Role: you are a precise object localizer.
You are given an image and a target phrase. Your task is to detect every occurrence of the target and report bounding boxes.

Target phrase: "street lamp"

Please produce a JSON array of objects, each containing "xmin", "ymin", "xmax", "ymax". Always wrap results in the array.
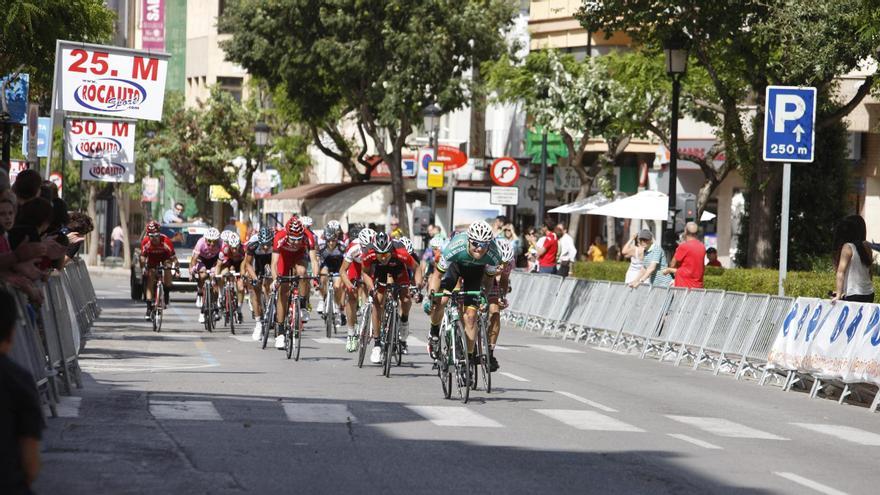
[
  {"xmin": 662, "ymin": 34, "xmax": 689, "ymax": 253},
  {"xmin": 254, "ymin": 121, "xmax": 270, "ymax": 224},
  {"xmin": 421, "ymin": 103, "xmax": 442, "ymax": 224}
]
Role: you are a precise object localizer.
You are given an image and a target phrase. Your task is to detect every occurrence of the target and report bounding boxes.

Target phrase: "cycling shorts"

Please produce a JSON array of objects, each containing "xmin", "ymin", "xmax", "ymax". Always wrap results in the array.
[
  {"xmin": 193, "ymin": 256, "xmax": 218, "ymax": 273},
  {"xmin": 373, "ymin": 264, "xmax": 411, "ymax": 288},
  {"xmin": 347, "ymin": 262, "xmax": 363, "ymax": 283},
  {"xmin": 321, "ymin": 258, "xmax": 344, "ymax": 274},
  {"xmin": 277, "ymin": 253, "xmax": 307, "ymax": 279},
  {"xmin": 440, "ymin": 263, "xmax": 485, "ymax": 307},
  {"xmin": 252, "ymin": 255, "xmax": 272, "ymax": 277}
]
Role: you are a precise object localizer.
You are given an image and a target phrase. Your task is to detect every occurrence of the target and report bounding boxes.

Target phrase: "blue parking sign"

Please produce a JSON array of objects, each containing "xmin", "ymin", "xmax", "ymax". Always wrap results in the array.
[{"xmin": 763, "ymin": 86, "xmax": 816, "ymax": 163}]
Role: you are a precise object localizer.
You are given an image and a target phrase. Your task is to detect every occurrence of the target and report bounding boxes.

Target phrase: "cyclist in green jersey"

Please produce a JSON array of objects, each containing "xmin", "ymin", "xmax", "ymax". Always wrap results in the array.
[{"xmin": 427, "ymin": 220, "xmax": 501, "ymax": 359}]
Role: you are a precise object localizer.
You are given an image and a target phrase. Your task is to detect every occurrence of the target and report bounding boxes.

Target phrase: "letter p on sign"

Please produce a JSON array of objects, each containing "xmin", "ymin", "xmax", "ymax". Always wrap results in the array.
[{"xmin": 763, "ymin": 86, "xmax": 816, "ymax": 163}]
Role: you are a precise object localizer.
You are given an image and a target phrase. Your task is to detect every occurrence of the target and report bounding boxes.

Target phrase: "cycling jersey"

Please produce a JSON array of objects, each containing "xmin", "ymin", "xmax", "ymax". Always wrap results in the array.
[
  {"xmin": 140, "ymin": 235, "xmax": 175, "ymax": 267},
  {"xmin": 246, "ymin": 234, "xmax": 273, "ymax": 276},
  {"xmin": 488, "ymin": 262, "xmax": 514, "ymax": 299},
  {"xmin": 343, "ymin": 240, "xmax": 365, "ymax": 281},
  {"xmin": 219, "ymin": 243, "xmax": 245, "ymax": 269},
  {"xmin": 273, "ymin": 229, "xmax": 316, "ymax": 276},
  {"xmin": 437, "ymin": 232, "xmax": 501, "ymax": 275},
  {"xmin": 318, "ymin": 242, "xmax": 346, "ymax": 273},
  {"xmin": 362, "ymin": 244, "xmax": 416, "ymax": 286},
  {"xmin": 193, "ymin": 237, "xmax": 222, "ymax": 260}
]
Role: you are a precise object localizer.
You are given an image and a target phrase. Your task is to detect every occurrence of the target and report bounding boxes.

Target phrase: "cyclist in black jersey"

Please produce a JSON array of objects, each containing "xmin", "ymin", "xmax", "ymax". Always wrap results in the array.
[
  {"xmin": 245, "ymin": 227, "xmax": 274, "ymax": 341},
  {"xmin": 316, "ymin": 222, "xmax": 347, "ymax": 323}
]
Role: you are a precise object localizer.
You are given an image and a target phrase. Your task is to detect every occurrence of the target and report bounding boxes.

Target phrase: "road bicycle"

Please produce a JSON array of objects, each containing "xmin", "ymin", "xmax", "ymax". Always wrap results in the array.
[
  {"xmin": 261, "ymin": 274, "xmax": 278, "ymax": 350},
  {"xmin": 147, "ymin": 264, "xmax": 174, "ymax": 333},
  {"xmin": 374, "ymin": 282, "xmax": 409, "ymax": 377},
  {"xmin": 277, "ymin": 274, "xmax": 319, "ymax": 360},
  {"xmin": 321, "ymin": 272, "xmax": 341, "ymax": 338},
  {"xmin": 431, "ymin": 290, "xmax": 487, "ymax": 404},
  {"xmin": 219, "ymin": 270, "xmax": 242, "ymax": 335},
  {"xmin": 472, "ymin": 293, "xmax": 492, "ymax": 393},
  {"xmin": 200, "ymin": 272, "xmax": 219, "ymax": 333}
]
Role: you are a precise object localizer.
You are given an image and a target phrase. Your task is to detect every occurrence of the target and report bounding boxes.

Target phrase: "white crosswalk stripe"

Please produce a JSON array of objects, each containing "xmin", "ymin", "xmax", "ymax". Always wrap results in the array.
[
  {"xmin": 667, "ymin": 433, "xmax": 723, "ymax": 450},
  {"xmin": 407, "ymin": 406, "xmax": 504, "ymax": 428},
  {"xmin": 498, "ymin": 372, "xmax": 530, "ymax": 382},
  {"xmin": 312, "ymin": 338, "xmax": 346, "ymax": 344},
  {"xmin": 283, "ymin": 403, "xmax": 357, "ymax": 423},
  {"xmin": 791, "ymin": 423, "xmax": 880, "ymax": 446},
  {"xmin": 149, "ymin": 400, "xmax": 222, "ymax": 421},
  {"xmin": 528, "ymin": 344, "xmax": 584, "ymax": 354},
  {"xmin": 666, "ymin": 416, "xmax": 787, "ymax": 440},
  {"xmin": 534, "ymin": 409, "xmax": 644, "ymax": 432},
  {"xmin": 774, "ymin": 472, "xmax": 850, "ymax": 495},
  {"xmin": 554, "ymin": 391, "xmax": 617, "ymax": 412}
]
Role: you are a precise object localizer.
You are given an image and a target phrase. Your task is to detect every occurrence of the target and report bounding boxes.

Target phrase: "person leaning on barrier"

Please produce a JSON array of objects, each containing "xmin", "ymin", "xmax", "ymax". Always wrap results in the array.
[
  {"xmin": 0, "ymin": 286, "xmax": 46, "ymax": 494},
  {"xmin": 628, "ymin": 229, "xmax": 672, "ymax": 288},
  {"xmin": 831, "ymin": 215, "xmax": 875, "ymax": 304}
]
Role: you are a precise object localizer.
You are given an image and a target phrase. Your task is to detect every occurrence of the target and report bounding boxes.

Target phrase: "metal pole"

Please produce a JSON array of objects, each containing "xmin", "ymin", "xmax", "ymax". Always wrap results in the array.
[
  {"xmin": 778, "ymin": 162, "xmax": 791, "ymax": 296},
  {"xmin": 429, "ymin": 127, "xmax": 439, "ymax": 226},
  {"xmin": 664, "ymin": 74, "xmax": 681, "ymax": 251},
  {"xmin": 537, "ymin": 130, "xmax": 548, "ymax": 228}
]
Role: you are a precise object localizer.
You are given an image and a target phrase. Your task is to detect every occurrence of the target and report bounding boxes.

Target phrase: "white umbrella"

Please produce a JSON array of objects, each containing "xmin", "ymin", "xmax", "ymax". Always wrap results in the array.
[
  {"xmin": 588, "ymin": 190, "xmax": 669, "ymax": 221},
  {"xmin": 700, "ymin": 210, "xmax": 716, "ymax": 222},
  {"xmin": 548, "ymin": 192, "xmax": 625, "ymax": 214}
]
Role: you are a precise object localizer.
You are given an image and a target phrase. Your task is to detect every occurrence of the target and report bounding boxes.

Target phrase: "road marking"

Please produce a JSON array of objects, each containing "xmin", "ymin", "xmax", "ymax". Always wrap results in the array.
[
  {"xmin": 283, "ymin": 403, "xmax": 357, "ymax": 423},
  {"xmin": 493, "ymin": 345, "xmax": 511, "ymax": 351},
  {"xmin": 194, "ymin": 340, "xmax": 219, "ymax": 366},
  {"xmin": 534, "ymin": 409, "xmax": 643, "ymax": 432},
  {"xmin": 407, "ymin": 406, "xmax": 503, "ymax": 428},
  {"xmin": 773, "ymin": 472, "xmax": 850, "ymax": 495},
  {"xmin": 150, "ymin": 400, "xmax": 222, "ymax": 421},
  {"xmin": 666, "ymin": 416, "xmax": 787, "ymax": 440},
  {"xmin": 498, "ymin": 372, "xmax": 530, "ymax": 382},
  {"xmin": 528, "ymin": 344, "xmax": 584, "ymax": 354},
  {"xmin": 407, "ymin": 336, "xmax": 426, "ymax": 347},
  {"xmin": 312, "ymin": 338, "xmax": 346, "ymax": 345},
  {"xmin": 791, "ymin": 423, "xmax": 880, "ymax": 446},
  {"xmin": 554, "ymin": 391, "xmax": 617, "ymax": 412},
  {"xmin": 667, "ymin": 433, "xmax": 723, "ymax": 450},
  {"xmin": 54, "ymin": 396, "xmax": 82, "ymax": 418},
  {"xmin": 230, "ymin": 335, "xmax": 253, "ymax": 343}
]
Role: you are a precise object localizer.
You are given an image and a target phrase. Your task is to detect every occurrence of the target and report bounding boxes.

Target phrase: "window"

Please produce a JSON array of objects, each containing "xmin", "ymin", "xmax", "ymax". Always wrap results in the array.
[{"xmin": 217, "ymin": 76, "xmax": 243, "ymax": 102}]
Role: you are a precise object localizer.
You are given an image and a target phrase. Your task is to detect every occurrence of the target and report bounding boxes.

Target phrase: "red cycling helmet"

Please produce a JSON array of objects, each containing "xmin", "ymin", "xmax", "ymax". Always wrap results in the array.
[
  {"xmin": 146, "ymin": 220, "xmax": 161, "ymax": 236},
  {"xmin": 285, "ymin": 216, "xmax": 304, "ymax": 239}
]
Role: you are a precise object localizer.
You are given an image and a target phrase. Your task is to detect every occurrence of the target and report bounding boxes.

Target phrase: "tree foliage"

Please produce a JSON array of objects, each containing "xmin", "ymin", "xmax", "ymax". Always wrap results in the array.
[{"xmin": 220, "ymin": 0, "xmax": 518, "ymax": 233}]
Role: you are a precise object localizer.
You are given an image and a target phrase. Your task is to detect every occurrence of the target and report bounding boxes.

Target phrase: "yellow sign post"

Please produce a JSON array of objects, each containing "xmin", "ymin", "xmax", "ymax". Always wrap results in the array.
[{"xmin": 427, "ymin": 161, "xmax": 444, "ymax": 189}]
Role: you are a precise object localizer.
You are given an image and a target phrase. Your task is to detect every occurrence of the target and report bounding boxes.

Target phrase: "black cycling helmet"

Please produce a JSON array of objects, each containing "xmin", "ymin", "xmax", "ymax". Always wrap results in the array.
[
  {"xmin": 258, "ymin": 226, "xmax": 273, "ymax": 245},
  {"xmin": 373, "ymin": 231, "xmax": 392, "ymax": 254}
]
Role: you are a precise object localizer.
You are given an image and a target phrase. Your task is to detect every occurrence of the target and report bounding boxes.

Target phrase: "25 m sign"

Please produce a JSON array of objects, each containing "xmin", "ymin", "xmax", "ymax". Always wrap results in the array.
[{"xmin": 59, "ymin": 42, "xmax": 169, "ymax": 121}]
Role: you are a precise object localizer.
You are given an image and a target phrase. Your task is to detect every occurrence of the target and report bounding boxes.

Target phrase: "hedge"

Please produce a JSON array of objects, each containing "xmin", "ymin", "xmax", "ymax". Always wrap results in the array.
[{"xmin": 571, "ymin": 261, "xmax": 880, "ymax": 299}]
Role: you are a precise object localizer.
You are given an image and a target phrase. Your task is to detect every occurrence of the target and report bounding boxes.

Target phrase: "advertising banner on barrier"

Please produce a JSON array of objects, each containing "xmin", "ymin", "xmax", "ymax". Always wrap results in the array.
[
  {"xmin": 65, "ymin": 118, "xmax": 135, "ymax": 161},
  {"xmin": 767, "ymin": 297, "xmax": 880, "ymax": 386}
]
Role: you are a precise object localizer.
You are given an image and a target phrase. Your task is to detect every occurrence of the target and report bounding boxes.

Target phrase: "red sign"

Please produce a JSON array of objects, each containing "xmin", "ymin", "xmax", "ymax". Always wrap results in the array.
[
  {"xmin": 437, "ymin": 145, "xmax": 467, "ymax": 171},
  {"xmin": 490, "ymin": 157, "xmax": 520, "ymax": 187},
  {"xmin": 142, "ymin": 0, "xmax": 165, "ymax": 50}
]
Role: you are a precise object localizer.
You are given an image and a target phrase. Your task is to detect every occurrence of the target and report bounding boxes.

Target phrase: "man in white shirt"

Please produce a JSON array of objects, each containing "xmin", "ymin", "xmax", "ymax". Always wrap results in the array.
[{"xmin": 555, "ymin": 223, "xmax": 577, "ymax": 278}]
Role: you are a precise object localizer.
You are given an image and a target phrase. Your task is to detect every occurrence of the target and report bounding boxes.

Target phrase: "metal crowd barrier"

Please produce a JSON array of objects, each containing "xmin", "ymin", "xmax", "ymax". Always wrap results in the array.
[
  {"xmin": 6, "ymin": 258, "xmax": 100, "ymax": 417},
  {"xmin": 499, "ymin": 271, "xmax": 880, "ymax": 413}
]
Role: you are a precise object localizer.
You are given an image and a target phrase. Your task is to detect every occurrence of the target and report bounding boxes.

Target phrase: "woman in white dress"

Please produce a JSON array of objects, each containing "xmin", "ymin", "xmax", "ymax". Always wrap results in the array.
[{"xmin": 621, "ymin": 232, "xmax": 645, "ymax": 285}]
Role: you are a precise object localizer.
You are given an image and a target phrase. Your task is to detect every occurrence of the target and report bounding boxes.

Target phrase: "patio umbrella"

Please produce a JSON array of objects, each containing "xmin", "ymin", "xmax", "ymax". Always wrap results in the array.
[
  {"xmin": 587, "ymin": 190, "xmax": 669, "ymax": 221},
  {"xmin": 700, "ymin": 210, "xmax": 716, "ymax": 222},
  {"xmin": 548, "ymin": 192, "xmax": 626, "ymax": 214}
]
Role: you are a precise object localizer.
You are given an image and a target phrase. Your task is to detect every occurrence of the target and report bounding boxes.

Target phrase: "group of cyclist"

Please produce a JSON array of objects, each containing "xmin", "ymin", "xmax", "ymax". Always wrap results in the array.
[{"xmin": 137, "ymin": 214, "xmax": 515, "ymax": 371}]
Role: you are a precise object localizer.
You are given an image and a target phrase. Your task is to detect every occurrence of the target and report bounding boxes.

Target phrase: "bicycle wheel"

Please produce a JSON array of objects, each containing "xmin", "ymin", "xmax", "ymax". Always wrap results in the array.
[
  {"xmin": 155, "ymin": 283, "xmax": 164, "ymax": 333},
  {"xmin": 229, "ymin": 287, "xmax": 237, "ymax": 335},
  {"xmin": 325, "ymin": 290, "xmax": 333, "ymax": 338},
  {"xmin": 262, "ymin": 293, "xmax": 275, "ymax": 349},
  {"xmin": 203, "ymin": 285, "xmax": 214, "ymax": 333},
  {"xmin": 480, "ymin": 317, "xmax": 491, "ymax": 393},
  {"xmin": 357, "ymin": 305, "xmax": 371, "ymax": 368},
  {"xmin": 383, "ymin": 312, "xmax": 397, "ymax": 378},
  {"xmin": 293, "ymin": 297, "xmax": 303, "ymax": 361},
  {"xmin": 439, "ymin": 323, "xmax": 452, "ymax": 399},
  {"xmin": 454, "ymin": 322, "xmax": 470, "ymax": 404}
]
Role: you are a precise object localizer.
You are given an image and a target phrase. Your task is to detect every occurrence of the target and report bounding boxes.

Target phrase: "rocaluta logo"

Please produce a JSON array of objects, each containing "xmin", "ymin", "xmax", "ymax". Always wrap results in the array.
[
  {"xmin": 89, "ymin": 163, "xmax": 128, "ymax": 179},
  {"xmin": 75, "ymin": 137, "xmax": 123, "ymax": 159},
  {"xmin": 73, "ymin": 78, "xmax": 146, "ymax": 112}
]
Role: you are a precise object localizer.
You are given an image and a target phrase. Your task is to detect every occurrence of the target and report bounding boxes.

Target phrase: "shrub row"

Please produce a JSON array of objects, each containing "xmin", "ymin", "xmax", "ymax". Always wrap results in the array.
[{"xmin": 571, "ymin": 261, "xmax": 880, "ymax": 299}]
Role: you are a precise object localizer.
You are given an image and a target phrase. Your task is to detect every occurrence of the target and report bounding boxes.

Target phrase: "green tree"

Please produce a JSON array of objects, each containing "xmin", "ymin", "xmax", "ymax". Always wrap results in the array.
[
  {"xmin": 580, "ymin": 0, "xmax": 880, "ymax": 267},
  {"xmin": 219, "ymin": 0, "xmax": 518, "ymax": 234}
]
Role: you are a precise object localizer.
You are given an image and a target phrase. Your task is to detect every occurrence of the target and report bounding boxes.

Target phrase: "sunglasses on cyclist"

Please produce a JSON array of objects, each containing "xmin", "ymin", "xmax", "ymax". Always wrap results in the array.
[
  {"xmin": 205, "ymin": 239, "xmax": 217, "ymax": 244},
  {"xmin": 470, "ymin": 240, "xmax": 490, "ymax": 250},
  {"xmin": 148, "ymin": 233, "xmax": 160, "ymax": 239}
]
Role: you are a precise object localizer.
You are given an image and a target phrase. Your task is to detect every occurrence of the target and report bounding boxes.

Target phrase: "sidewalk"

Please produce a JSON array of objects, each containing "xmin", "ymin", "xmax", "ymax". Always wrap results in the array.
[{"xmin": 85, "ymin": 264, "xmax": 129, "ymax": 278}]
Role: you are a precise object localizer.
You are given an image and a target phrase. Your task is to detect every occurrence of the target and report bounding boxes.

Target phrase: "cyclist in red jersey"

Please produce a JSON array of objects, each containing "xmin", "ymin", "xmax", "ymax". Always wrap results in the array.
[
  {"xmin": 270, "ymin": 216, "xmax": 319, "ymax": 349},
  {"xmin": 139, "ymin": 221, "xmax": 179, "ymax": 320},
  {"xmin": 218, "ymin": 232, "xmax": 246, "ymax": 324},
  {"xmin": 339, "ymin": 227, "xmax": 375, "ymax": 352},
  {"xmin": 361, "ymin": 232, "xmax": 421, "ymax": 363}
]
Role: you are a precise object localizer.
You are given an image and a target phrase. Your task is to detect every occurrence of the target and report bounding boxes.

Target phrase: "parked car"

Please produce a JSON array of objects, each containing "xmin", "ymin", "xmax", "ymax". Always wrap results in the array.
[{"xmin": 130, "ymin": 223, "xmax": 208, "ymax": 300}]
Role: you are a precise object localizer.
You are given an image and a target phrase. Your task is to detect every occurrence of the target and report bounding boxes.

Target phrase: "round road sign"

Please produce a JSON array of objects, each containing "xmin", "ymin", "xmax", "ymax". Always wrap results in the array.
[{"xmin": 490, "ymin": 157, "xmax": 520, "ymax": 187}]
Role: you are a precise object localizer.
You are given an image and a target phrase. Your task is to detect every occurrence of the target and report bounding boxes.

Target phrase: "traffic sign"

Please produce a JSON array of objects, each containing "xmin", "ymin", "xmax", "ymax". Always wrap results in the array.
[
  {"xmin": 490, "ymin": 186, "xmax": 518, "ymax": 206},
  {"xmin": 437, "ymin": 145, "xmax": 468, "ymax": 170},
  {"xmin": 763, "ymin": 86, "xmax": 816, "ymax": 163},
  {"xmin": 490, "ymin": 157, "xmax": 520, "ymax": 187},
  {"xmin": 427, "ymin": 161, "xmax": 444, "ymax": 189}
]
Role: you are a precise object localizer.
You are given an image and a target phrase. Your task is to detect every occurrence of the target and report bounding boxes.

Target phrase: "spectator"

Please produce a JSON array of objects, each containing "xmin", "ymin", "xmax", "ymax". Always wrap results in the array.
[
  {"xmin": 587, "ymin": 236, "xmax": 607, "ymax": 262},
  {"xmin": 706, "ymin": 247, "xmax": 722, "ymax": 267},
  {"xmin": 501, "ymin": 222, "xmax": 521, "ymax": 259},
  {"xmin": 162, "ymin": 202, "xmax": 186, "ymax": 224},
  {"xmin": 629, "ymin": 229, "xmax": 672, "ymax": 288},
  {"xmin": 389, "ymin": 216, "xmax": 404, "ymax": 239},
  {"xmin": 66, "ymin": 212, "xmax": 94, "ymax": 260},
  {"xmin": 555, "ymin": 223, "xmax": 577, "ymax": 278},
  {"xmin": 426, "ymin": 223, "xmax": 440, "ymax": 239},
  {"xmin": 111, "ymin": 224, "xmax": 124, "ymax": 258},
  {"xmin": 0, "ymin": 287, "xmax": 46, "ymax": 494},
  {"xmin": 11, "ymin": 169, "xmax": 41, "ymax": 204},
  {"xmin": 223, "ymin": 216, "xmax": 237, "ymax": 233},
  {"xmin": 663, "ymin": 222, "xmax": 705, "ymax": 288},
  {"xmin": 831, "ymin": 215, "xmax": 875, "ymax": 303},
  {"xmin": 621, "ymin": 232, "xmax": 646, "ymax": 285},
  {"xmin": 524, "ymin": 227, "xmax": 538, "ymax": 272},
  {"xmin": 492, "ymin": 215, "xmax": 509, "ymax": 237},
  {"xmin": 535, "ymin": 220, "xmax": 558, "ymax": 274}
]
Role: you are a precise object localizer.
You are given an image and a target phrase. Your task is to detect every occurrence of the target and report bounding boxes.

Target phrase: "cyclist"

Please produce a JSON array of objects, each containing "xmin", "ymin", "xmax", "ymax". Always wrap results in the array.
[
  {"xmin": 486, "ymin": 238, "xmax": 515, "ymax": 371},
  {"xmin": 139, "ymin": 221, "xmax": 179, "ymax": 320},
  {"xmin": 339, "ymin": 227, "xmax": 375, "ymax": 352},
  {"xmin": 245, "ymin": 227, "xmax": 274, "ymax": 340},
  {"xmin": 217, "ymin": 232, "xmax": 246, "ymax": 324},
  {"xmin": 361, "ymin": 232, "xmax": 421, "ymax": 364},
  {"xmin": 190, "ymin": 227, "xmax": 223, "ymax": 324},
  {"xmin": 271, "ymin": 216, "xmax": 319, "ymax": 349},
  {"xmin": 316, "ymin": 222, "xmax": 347, "ymax": 321},
  {"xmin": 420, "ymin": 235, "xmax": 446, "ymax": 282},
  {"xmin": 427, "ymin": 220, "xmax": 501, "ymax": 360}
]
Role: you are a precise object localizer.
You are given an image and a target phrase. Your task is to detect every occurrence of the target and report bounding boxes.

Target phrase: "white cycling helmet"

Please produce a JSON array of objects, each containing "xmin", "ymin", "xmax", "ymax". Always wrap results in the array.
[
  {"xmin": 496, "ymin": 238, "xmax": 514, "ymax": 263},
  {"xmin": 399, "ymin": 236, "xmax": 413, "ymax": 254},
  {"xmin": 326, "ymin": 220, "xmax": 341, "ymax": 231},
  {"xmin": 467, "ymin": 220, "xmax": 494, "ymax": 243},
  {"xmin": 205, "ymin": 228, "xmax": 221, "ymax": 241},
  {"xmin": 429, "ymin": 236, "xmax": 445, "ymax": 250},
  {"xmin": 301, "ymin": 216, "xmax": 313, "ymax": 227},
  {"xmin": 227, "ymin": 232, "xmax": 241, "ymax": 248},
  {"xmin": 220, "ymin": 230, "xmax": 232, "ymax": 243},
  {"xmin": 358, "ymin": 227, "xmax": 376, "ymax": 246}
]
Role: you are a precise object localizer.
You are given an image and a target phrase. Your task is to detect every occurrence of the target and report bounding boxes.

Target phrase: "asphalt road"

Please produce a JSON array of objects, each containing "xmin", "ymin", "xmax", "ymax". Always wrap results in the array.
[{"xmin": 34, "ymin": 274, "xmax": 880, "ymax": 494}]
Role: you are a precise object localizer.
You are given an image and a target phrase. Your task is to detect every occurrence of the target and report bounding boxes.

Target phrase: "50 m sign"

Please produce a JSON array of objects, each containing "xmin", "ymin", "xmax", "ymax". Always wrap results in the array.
[{"xmin": 59, "ymin": 43, "xmax": 169, "ymax": 120}]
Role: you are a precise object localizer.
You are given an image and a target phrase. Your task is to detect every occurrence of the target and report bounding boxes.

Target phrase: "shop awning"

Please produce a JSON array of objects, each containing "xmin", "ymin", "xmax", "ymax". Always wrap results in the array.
[
  {"xmin": 306, "ymin": 183, "xmax": 392, "ymax": 228},
  {"xmin": 263, "ymin": 183, "xmax": 350, "ymax": 214}
]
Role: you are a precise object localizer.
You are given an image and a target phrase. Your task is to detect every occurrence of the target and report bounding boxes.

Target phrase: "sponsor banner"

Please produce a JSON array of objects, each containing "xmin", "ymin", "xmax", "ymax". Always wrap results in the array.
[
  {"xmin": 80, "ymin": 159, "xmax": 135, "ymax": 183},
  {"xmin": 142, "ymin": 177, "xmax": 159, "ymax": 202},
  {"xmin": 252, "ymin": 171, "xmax": 272, "ymax": 200},
  {"xmin": 141, "ymin": 0, "xmax": 166, "ymax": 50},
  {"xmin": 65, "ymin": 118, "xmax": 135, "ymax": 161},
  {"xmin": 767, "ymin": 297, "xmax": 880, "ymax": 386},
  {"xmin": 59, "ymin": 42, "xmax": 169, "ymax": 120},
  {"xmin": 0, "ymin": 73, "xmax": 28, "ymax": 123}
]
